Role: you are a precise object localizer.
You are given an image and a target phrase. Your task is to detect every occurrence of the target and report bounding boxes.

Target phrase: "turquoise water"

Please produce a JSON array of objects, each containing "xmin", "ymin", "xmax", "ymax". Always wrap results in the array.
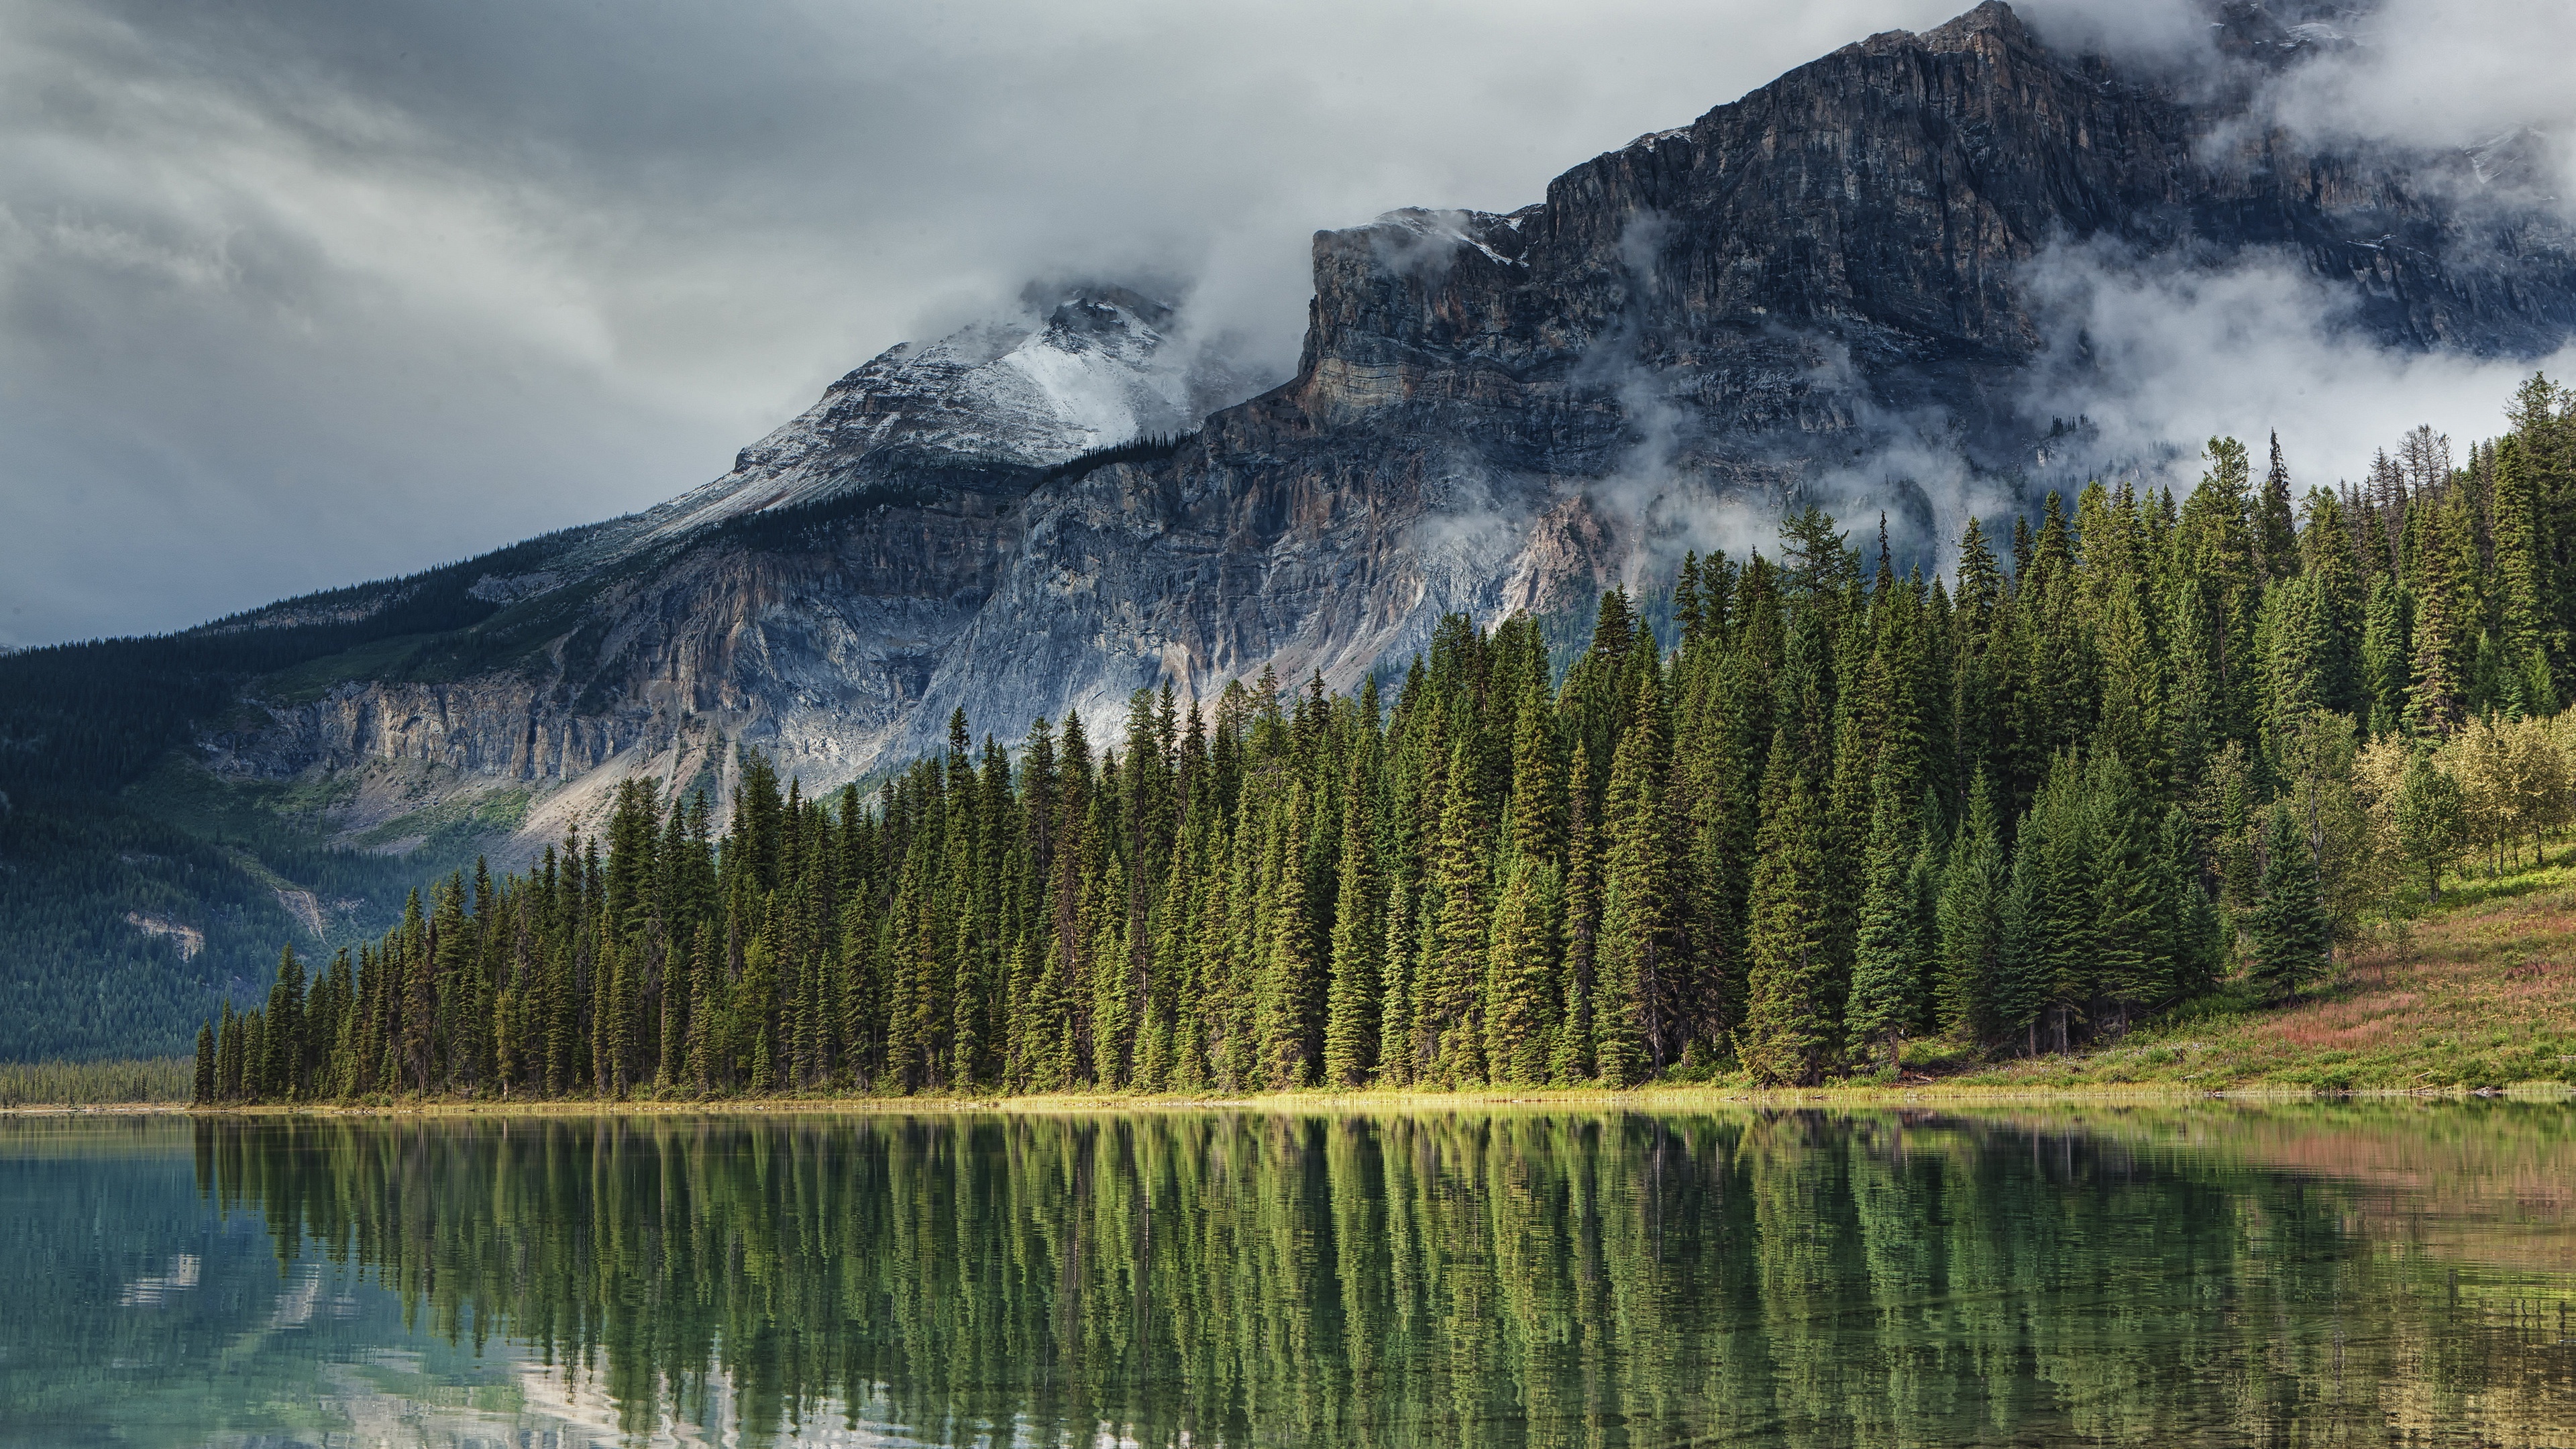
[{"xmin": 3, "ymin": 1104, "xmax": 2572, "ymax": 1446}]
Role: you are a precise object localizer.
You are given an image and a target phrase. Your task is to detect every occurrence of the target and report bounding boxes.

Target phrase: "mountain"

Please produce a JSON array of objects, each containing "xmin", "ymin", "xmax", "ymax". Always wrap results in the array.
[
  {"xmin": 7, "ymin": 0, "xmax": 2576, "ymax": 1060},
  {"xmin": 204, "ymin": 282, "xmax": 1256, "ymax": 849}
]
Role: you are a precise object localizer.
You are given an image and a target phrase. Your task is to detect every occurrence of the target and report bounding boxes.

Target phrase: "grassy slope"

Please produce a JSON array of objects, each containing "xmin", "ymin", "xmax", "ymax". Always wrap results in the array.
[{"xmin": 1934, "ymin": 856, "xmax": 2576, "ymax": 1093}]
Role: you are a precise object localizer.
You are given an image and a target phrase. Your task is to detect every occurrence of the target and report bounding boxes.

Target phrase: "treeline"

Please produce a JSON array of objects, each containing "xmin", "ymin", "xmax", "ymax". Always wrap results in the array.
[
  {"xmin": 0, "ymin": 1056, "xmax": 191, "ymax": 1106},
  {"xmin": 197, "ymin": 377, "xmax": 2576, "ymax": 1099}
]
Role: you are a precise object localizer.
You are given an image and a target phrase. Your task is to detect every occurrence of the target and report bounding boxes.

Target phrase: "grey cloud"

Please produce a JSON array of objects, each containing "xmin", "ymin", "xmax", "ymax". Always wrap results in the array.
[
  {"xmin": 0, "ymin": 0, "xmax": 1968, "ymax": 645},
  {"xmin": 2262, "ymin": 0, "xmax": 2576, "ymax": 205},
  {"xmin": 1982, "ymin": 1, "xmax": 2576, "ymax": 508},
  {"xmin": 9, "ymin": 0, "xmax": 2574, "ymax": 646},
  {"xmin": 2016, "ymin": 239, "xmax": 2576, "ymax": 499}
]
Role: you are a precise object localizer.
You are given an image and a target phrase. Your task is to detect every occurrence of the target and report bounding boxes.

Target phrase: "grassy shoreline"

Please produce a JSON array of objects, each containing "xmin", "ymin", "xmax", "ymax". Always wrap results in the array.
[
  {"xmin": 8, "ymin": 1079, "xmax": 2569, "ymax": 1119},
  {"xmin": 15, "ymin": 855, "xmax": 2576, "ymax": 1116}
]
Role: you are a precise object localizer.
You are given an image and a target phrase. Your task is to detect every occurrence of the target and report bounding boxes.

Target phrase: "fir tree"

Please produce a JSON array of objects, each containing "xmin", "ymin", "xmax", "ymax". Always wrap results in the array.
[
  {"xmin": 2255, "ymin": 431, "xmax": 2300, "ymax": 581},
  {"xmin": 2407, "ymin": 486, "xmax": 2474, "ymax": 735},
  {"xmin": 1550, "ymin": 746, "xmax": 1600, "ymax": 1086},
  {"xmin": 1426, "ymin": 739, "xmax": 1490, "ymax": 1083},
  {"xmin": 1597, "ymin": 669, "xmax": 1675, "ymax": 1084},
  {"xmin": 193, "ymin": 1022, "xmax": 215, "ymax": 1106},
  {"xmin": 1845, "ymin": 765, "xmax": 1923, "ymax": 1071},
  {"xmin": 1257, "ymin": 789, "xmax": 1322, "ymax": 1089},
  {"xmin": 2249, "ymin": 800, "xmax": 2332, "ymax": 1003},
  {"xmin": 2086, "ymin": 751, "xmax": 2167, "ymax": 1027},
  {"xmin": 1483, "ymin": 859, "xmax": 1562, "ymax": 1085},
  {"xmin": 1321, "ymin": 751, "xmax": 1383, "ymax": 1087},
  {"xmin": 2492, "ymin": 435, "xmax": 2558, "ymax": 714},
  {"xmin": 1740, "ymin": 731, "xmax": 1833, "ymax": 1085},
  {"xmin": 2161, "ymin": 804, "xmax": 2224, "ymax": 1000}
]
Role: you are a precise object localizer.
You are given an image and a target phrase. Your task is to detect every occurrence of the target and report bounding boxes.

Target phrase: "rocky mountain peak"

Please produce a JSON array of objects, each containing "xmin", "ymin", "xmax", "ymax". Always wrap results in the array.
[{"xmin": 586, "ymin": 281, "xmax": 1253, "ymax": 558}]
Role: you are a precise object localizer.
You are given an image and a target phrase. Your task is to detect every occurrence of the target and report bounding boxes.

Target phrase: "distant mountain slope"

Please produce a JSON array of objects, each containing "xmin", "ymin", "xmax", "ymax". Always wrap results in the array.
[{"xmin": 8, "ymin": 0, "xmax": 2576, "ymax": 1059}]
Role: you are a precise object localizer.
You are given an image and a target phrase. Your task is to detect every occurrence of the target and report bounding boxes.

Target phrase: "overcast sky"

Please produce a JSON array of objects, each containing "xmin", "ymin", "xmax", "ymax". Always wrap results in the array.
[{"xmin": 4, "ymin": 0, "xmax": 2573, "ymax": 645}]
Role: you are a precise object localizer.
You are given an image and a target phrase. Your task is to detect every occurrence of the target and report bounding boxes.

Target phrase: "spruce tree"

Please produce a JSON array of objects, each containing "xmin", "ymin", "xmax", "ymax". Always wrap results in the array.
[
  {"xmin": 263, "ymin": 945, "xmax": 306, "ymax": 1102},
  {"xmin": 2492, "ymin": 435, "xmax": 2558, "ymax": 714},
  {"xmin": 1376, "ymin": 876, "xmax": 1417, "ymax": 1087},
  {"xmin": 193, "ymin": 1022, "xmax": 215, "ymax": 1106},
  {"xmin": 2255, "ymin": 431, "xmax": 2300, "ymax": 581},
  {"xmin": 2031, "ymin": 757, "xmax": 2098, "ymax": 1052},
  {"xmin": 215, "ymin": 1001, "xmax": 241, "ymax": 1102},
  {"xmin": 2360, "ymin": 574, "xmax": 2412, "ymax": 739},
  {"xmin": 1483, "ymin": 859, "xmax": 1562, "ymax": 1085},
  {"xmin": 1258, "ymin": 790, "xmax": 1322, "ymax": 1089},
  {"xmin": 1550, "ymin": 747, "xmax": 1600, "ymax": 1086},
  {"xmin": 398, "ymin": 890, "xmax": 433, "ymax": 1094},
  {"xmin": 2406, "ymin": 486, "xmax": 2473, "ymax": 735},
  {"xmin": 1740, "ymin": 731, "xmax": 1833, "ymax": 1085},
  {"xmin": 687, "ymin": 922, "xmax": 718, "ymax": 1091},
  {"xmin": 1095, "ymin": 849, "xmax": 1139, "ymax": 1087},
  {"xmin": 1427, "ymin": 739, "xmax": 1490, "ymax": 1083},
  {"xmin": 1321, "ymin": 751, "xmax": 1383, "ymax": 1087},
  {"xmin": 2298, "ymin": 486, "xmax": 2367, "ymax": 718},
  {"xmin": 2086, "ymin": 751, "xmax": 2166, "ymax": 1027},
  {"xmin": 1597, "ymin": 669, "xmax": 1674, "ymax": 1084},
  {"xmin": 1845, "ymin": 766, "xmax": 1921, "ymax": 1071},
  {"xmin": 2160, "ymin": 804, "xmax": 2224, "ymax": 1000},
  {"xmin": 1998, "ymin": 760, "xmax": 2094, "ymax": 1055},
  {"xmin": 1906, "ymin": 796, "xmax": 1947, "ymax": 1036},
  {"xmin": 2249, "ymin": 800, "xmax": 2332, "ymax": 1003},
  {"xmin": 1509, "ymin": 674, "xmax": 1565, "ymax": 866}
]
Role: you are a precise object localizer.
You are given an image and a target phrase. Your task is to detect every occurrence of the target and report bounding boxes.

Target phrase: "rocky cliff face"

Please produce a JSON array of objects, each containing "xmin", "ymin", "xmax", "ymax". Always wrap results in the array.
[{"xmin": 209, "ymin": 0, "xmax": 2576, "ymax": 852}]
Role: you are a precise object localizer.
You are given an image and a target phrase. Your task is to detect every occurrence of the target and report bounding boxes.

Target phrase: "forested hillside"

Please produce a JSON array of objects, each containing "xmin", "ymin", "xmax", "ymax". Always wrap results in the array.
[
  {"xmin": 195, "ymin": 375, "xmax": 2576, "ymax": 1098},
  {"xmin": 0, "ymin": 529, "xmax": 596, "ymax": 1061}
]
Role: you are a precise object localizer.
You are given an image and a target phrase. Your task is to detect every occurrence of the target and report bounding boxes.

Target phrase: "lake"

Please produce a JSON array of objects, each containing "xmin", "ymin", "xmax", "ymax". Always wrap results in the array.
[{"xmin": 3, "ymin": 1104, "xmax": 2571, "ymax": 1447}]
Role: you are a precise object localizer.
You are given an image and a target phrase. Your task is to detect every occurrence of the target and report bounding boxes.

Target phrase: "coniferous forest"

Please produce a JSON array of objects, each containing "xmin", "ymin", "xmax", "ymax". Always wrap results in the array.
[{"xmin": 197, "ymin": 378, "xmax": 2576, "ymax": 1101}]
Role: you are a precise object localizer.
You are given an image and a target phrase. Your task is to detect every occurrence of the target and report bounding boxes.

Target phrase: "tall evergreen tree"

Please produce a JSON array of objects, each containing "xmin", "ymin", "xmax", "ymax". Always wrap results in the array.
[
  {"xmin": 1740, "ymin": 732, "xmax": 1833, "ymax": 1085},
  {"xmin": 1550, "ymin": 746, "xmax": 1601, "ymax": 1087},
  {"xmin": 2086, "ymin": 751, "xmax": 2167, "ymax": 1027},
  {"xmin": 1483, "ymin": 859, "xmax": 1562, "ymax": 1085},
  {"xmin": 1935, "ymin": 771, "xmax": 2006, "ymax": 1043},
  {"xmin": 1322, "ymin": 749, "xmax": 1383, "ymax": 1087},
  {"xmin": 1845, "ymin": 769, "xmax": 1923, "ymax": 1073},
  {"xmin": 1597, "ymin": 669, "xmax": 1676, "ymax": 1083},
  {"xmin": 2249, "ymin": 800, "xmax": 2332, "ymax": 1003}
]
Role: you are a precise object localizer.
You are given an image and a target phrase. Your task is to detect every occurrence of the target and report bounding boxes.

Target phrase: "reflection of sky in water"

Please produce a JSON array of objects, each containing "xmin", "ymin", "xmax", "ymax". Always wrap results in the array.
[
  {"xmin": 100, "ymin": 1255, "xmax": 917, "ymax": 1447},
  {"xmin": 320, "ymin": 1353, "xmax": 924, "ymax": 1448},
  {"xmin": 3, "ymin": 1132, "xmax": 906, "ymax": 1448},
  {"xmin": 117, "ymin": 1254, "xmax": 199, "ymax": 1307}
]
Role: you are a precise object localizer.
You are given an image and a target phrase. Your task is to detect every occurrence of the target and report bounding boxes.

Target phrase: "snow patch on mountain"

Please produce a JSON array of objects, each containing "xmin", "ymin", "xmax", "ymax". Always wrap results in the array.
[{"xmin": 588, "ymin": 286, "xmax": 1243, "ymax": 559}]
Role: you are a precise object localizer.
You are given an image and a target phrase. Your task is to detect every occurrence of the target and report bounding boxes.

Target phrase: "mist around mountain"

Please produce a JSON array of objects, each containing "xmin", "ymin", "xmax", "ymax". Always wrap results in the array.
[{"xmin": 9, "ymin": 0, "xmax": 2576, "ymax": 1062}]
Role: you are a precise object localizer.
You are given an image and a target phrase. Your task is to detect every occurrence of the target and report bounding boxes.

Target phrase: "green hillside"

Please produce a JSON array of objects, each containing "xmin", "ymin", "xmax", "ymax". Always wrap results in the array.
[{"xmin": 0, "ymin": 528, "xmax": 596, "ymax": 1059}]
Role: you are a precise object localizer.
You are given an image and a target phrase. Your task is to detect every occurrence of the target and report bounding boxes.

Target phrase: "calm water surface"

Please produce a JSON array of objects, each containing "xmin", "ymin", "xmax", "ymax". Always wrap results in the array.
[{"xmin": 3, "ymin": 1104, "xmax": 2573, "ymax": 1447}]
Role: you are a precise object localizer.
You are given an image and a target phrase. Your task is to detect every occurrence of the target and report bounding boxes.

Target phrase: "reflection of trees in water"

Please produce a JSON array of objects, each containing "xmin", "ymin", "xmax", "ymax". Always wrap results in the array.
[{"xmin": 191, "ymin": 1111, "xmax": 2576, "ymax": 1447}]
